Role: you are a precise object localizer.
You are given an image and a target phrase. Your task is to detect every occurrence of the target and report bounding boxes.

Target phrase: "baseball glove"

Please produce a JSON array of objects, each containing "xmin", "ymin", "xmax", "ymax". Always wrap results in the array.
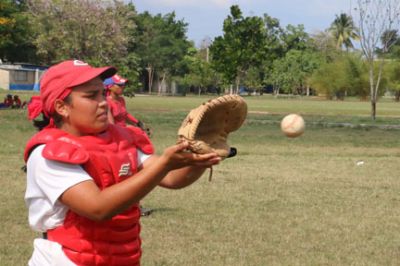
[
  {"xmin": 177, "ymin": 94, "xmax": 247, "ymax": 159},
  {"xmin": 136, "ymin": 120, "xmax": 153, "ymax": 138}
]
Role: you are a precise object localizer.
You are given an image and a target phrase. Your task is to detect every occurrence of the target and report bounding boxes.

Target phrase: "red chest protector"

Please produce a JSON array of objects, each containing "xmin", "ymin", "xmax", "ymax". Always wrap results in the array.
[
  {"xmin": 107, "ymin": 96, "xmax": 128, "ymax": 127},
  {"xmin": 24, "ymin": 125, "xmax": 154, "ymax": 266}
]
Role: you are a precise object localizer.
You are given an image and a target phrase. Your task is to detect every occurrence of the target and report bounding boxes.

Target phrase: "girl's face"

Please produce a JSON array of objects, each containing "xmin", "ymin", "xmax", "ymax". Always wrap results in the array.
[
  {"xmin": 110, "ymin": 84, "xmax": 124, "ymax": 96},
  {"xmin": 60, "ymin": 77, "xmax": 109, "ymax": 136}
]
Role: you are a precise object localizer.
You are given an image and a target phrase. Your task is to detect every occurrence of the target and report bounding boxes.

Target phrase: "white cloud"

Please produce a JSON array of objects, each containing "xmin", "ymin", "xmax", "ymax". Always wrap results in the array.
[{"xmin": 304, "ymin": 0, "xmax": 352, "ymax": 16}]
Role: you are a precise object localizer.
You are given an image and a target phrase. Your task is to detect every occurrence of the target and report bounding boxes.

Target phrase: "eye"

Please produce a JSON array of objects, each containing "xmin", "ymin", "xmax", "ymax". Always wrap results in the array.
[{"xmin": 86, "ymin": 93, "xmax": 97, "ymax": 99}]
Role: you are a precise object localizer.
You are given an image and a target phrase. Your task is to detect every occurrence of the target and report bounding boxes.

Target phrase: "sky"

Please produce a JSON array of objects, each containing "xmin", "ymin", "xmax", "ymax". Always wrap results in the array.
[{"xmin": 132, "ymin": 0, "xmax": 354, "ymax": 47}]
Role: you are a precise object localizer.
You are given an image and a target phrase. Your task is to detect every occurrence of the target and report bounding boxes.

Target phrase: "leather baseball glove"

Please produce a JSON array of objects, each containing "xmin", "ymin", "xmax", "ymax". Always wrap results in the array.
[
  {"xmin": 177, "ymin": 94, "xmax": 247, "ymax": 159},
  {"xmin": 136, "ymin": 120, "xmax": 153, "ymax": 138}
]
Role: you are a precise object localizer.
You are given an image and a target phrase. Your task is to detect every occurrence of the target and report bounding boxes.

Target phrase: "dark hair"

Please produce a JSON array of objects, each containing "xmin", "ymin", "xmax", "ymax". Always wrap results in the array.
[{"xmin": 33, "ymin": 95, "xmax": 72, "ymax": 131}]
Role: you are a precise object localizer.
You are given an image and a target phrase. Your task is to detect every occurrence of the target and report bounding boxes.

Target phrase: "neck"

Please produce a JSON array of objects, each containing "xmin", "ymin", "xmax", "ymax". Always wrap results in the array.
[
  {"xmin": 59, "ymin": 123, "xmax": 83, "ymax": 137},
  {"xmin": 110, "ymin": 93, "xmax": 121, "ymax": 100}
]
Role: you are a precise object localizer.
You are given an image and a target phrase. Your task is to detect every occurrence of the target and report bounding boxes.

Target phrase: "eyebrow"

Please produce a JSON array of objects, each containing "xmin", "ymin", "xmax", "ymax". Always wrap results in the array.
[{"xmin": 82, "ymin": 88, "xmax": 102, "ymax": 94}]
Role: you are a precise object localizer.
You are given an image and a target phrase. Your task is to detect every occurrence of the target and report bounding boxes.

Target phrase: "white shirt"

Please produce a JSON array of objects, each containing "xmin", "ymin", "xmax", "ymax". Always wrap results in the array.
[{"xmin": 25, "ymin": 144, "xmax": 150, "ymax": 266}]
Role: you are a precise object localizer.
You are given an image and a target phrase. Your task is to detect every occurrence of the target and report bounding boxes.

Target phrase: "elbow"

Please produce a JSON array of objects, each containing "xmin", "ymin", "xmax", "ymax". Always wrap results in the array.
[
  {"xmin": 160, "ymin": 183, "xmax": 187, "ymax": 190},
  {"xmin": 77, "ymin": 205, "xmax": 117, "ymax": 222},
  {"xmin": 159, "ymin": 178, "xmax": 196, "ymax": 190},
  {"xmin": 83, "ymin": 211, "xmax": 111, "ymax": 222},
  {"xmin": 89, "ymin": 213, "xmax": 114, "ymax": 222}
]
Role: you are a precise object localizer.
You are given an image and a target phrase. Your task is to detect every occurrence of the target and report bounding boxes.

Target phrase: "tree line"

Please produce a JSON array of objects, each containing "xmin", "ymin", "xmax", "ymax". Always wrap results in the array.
[{"xmin": 1, "ymin": 0, "xmax": 400, "ymax": 118}]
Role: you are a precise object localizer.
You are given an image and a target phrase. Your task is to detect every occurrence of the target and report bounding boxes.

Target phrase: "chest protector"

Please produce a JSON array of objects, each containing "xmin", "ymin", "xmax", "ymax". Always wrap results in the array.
[
  {"xmin": 107, "ymin": 96, "xmax": 128, "ymax": 127},
  {"xmin": 24, "ymin": 125, "xmax": 154, "ymax": 266}
]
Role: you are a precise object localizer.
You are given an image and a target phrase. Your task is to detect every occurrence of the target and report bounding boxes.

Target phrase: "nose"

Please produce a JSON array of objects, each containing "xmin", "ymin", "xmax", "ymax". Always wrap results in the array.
[{"xmin": 99, "ymin": 97, "xmax": 107, "ymax": 108}]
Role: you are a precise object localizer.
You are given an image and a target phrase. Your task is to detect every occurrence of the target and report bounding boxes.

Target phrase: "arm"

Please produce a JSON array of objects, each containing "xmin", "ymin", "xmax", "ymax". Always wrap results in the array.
[
  {"xmin": 59, "ymin": 141, "xmax": 220, "ymax": 221},
  {"xmin": 107, "ymin": 109, "xmax": 115, "ymax": 124},
  {"xmin": 121, "ymin": 97, "xmax": 139, "ymax": 125},
  {"xmin": 126, "ymin": 113, "xmax": 139, "ymax": 124},
  {"xmin": 144, "ymin": 155, "xmax": 210, "ymax": 189}
]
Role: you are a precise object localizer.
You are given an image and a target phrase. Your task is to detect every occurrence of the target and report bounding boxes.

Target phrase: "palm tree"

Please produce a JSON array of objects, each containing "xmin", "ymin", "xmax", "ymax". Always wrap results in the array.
[{"xmin": 329, "ymin": 13, "xmax": 359, "ymax": 51}]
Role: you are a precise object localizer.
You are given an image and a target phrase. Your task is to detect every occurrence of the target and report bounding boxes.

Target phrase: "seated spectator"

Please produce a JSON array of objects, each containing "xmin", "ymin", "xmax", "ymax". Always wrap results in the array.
[
  {"xmin": 12, "ymin": 95, "xmax": 21, "ymax": 108},
  {"xmin": 0, "ymin": 94, "xmax": 13, "ymax": 109},
  {"xmin": 13, "ymin": 95, "xmax": 21, "ymax": 108},
  {"xmin": 12, "ymin": 95, "xmax": 27, "ymax": 109}
]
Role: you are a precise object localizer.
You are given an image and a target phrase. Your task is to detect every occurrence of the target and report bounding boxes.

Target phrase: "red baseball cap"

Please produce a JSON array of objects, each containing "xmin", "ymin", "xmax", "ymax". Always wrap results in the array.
[
  {"xmin": 37, "ymin": 60, "xmax": 116, "ymax": 118},
  {"xmin": 103, "ymin": 74, "xmax": 128, "ymax": 88}
]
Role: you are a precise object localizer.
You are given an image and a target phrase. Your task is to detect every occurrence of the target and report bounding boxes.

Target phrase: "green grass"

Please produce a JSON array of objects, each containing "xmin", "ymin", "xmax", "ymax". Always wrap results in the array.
[{"xmin": 2, "ymin": 92, "xmax": 400, "ymax": 265}]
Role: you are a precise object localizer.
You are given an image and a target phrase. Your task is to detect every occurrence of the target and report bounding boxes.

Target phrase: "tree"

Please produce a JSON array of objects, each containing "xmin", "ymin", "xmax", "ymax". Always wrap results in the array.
[
  {"xmin": 0, "ymin": 0, "xmax": 37, "ymax": 63},
  {"xmin": 310, "ymin": 53, "xmax": 369, "ymax": 100},
  {"xmin": 384, "ymin": 60, "xmax": 400, "ymax": 101},
  {"xmin": 329, "ymin": 13, "xmax": 359, "ymax": 50},
  {"xmin": 355, "ymin": 0, "xmax": 400, "ymax": 119},
  {"xmin": 376, "ymin": 30, "xmax": 400, "ymax": 59},
  {"xmin": 261, "ymin": 14, "xmax": 285, "ymax": 63},
  {"xmin": 210, "ymin": 5, "xmax": 266, "ymax": 94},
  {"xmin": 258, "ymin": 15, "xmax": 285, "ymax": 93},
  {"xmin": 178, "ymin": 47, "xmax": 219, "ymax": 95},
  {"xmin": 310, "ymin": 30, "xmax": 340, "ymax": 63},
  {"xmin": 309, "ymin": 60, "xmax": 348, "ymax": 99},
  {"xmin": 265, "ymin": 23, "xmax": 320, "ymax": 95},
  {"xmin": 269, "ymin": 49, "xmax": 321, "ymax": 95},
  {"xmin": 27, "ymin": 0, "xmax": 135, "ymax": 66},
  {"xmin": 281, "ymin": 24, "xmax": 309, "ymax": 52},
  {"xmin": 133, "ymin": 11, "xmax": 191, "ymax": 94},
  {"xmin": 343, "ymin": 53, "xmax": 369, "ymax": 99},
  {"xmin": 133, "ymin": 11, "xmax": 159, "ymax": 94},
  {"xmin": 243, "ymin": 66, "xmax": 263, "ymax": 94}
]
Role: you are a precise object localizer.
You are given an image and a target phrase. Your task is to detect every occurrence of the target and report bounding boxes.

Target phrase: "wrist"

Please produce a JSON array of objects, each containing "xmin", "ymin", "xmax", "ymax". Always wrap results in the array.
[{"xmin": 158, "ymin": 154, "xmax": 174, "ymax": 172}]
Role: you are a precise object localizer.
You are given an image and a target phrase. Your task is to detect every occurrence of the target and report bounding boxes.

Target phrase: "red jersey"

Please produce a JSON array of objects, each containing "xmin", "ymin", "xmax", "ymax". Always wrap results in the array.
[
  {"xmin": 13, "ymin": 97, "xmax": 22, "ymax": 107},
  {"xmin": 107, "ymin": 96, "xmax": 139, "ymax": 126},
  {"xmin": 3, "ymin": 97, "xmax": 13, "ymax": 107}
]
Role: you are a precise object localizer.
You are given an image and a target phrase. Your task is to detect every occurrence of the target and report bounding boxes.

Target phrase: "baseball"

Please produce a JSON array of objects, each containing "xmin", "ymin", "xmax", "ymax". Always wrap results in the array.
[{"xmin": 280, "ymin": 114, "xmax": 305, "ymax": 138}]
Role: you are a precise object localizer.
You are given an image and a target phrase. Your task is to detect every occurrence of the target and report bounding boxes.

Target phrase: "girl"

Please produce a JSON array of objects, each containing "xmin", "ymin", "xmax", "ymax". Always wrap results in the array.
[
  {"xmin": 103, "ymin": 74, "xmax": 142, "ymax": 127},
  {"xmin": 104, "ymin": 74, "xmax": 153, "ymax": 216},
  {"xmin": 24, "ymin": 60, "xmax": 220, "ymax": 266}
]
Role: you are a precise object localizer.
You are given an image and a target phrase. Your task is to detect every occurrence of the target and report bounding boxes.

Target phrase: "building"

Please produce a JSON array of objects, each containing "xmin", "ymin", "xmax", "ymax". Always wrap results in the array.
[{"xmin": 0, "ymin": 63, "xmax": 47, "ymax": 91}]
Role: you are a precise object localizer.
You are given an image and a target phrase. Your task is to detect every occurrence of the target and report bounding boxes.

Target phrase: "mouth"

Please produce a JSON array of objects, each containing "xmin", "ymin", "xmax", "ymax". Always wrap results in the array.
[{"xmin": 97, "ymin": 112, "xmax": 108, "ymax": 120}]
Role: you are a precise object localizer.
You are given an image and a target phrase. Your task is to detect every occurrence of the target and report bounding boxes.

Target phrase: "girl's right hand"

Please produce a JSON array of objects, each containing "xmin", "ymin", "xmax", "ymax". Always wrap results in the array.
[{"xmin": 159, "ymin": 141, "xmax": 221, "ymax": 171}]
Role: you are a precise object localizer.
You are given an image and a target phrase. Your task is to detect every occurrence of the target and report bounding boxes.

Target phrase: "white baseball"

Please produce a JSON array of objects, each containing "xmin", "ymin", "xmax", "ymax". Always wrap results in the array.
[{"xmin": 280, "ymin": 114, "xmax": 305, "ymax": 138}]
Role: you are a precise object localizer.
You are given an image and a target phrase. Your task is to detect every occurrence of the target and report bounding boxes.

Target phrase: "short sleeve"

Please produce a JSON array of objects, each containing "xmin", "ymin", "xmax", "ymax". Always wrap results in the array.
[
  {"xmin": 25, "ymin": 145, "xmax": 93, "ymax": 231},
  {"xmin": 137, "ymin": 149, "xmax": 151, "ymax": 166},
  {"xmin": 26, "ymin": 145, "xmax": 92, "ymax": 205}
]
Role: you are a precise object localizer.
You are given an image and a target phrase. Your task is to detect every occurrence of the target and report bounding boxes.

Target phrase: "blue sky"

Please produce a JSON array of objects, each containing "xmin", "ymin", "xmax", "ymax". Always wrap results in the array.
[{"xmin": 133, "ymin": 0, "xmax": 353, "ymax": 47}]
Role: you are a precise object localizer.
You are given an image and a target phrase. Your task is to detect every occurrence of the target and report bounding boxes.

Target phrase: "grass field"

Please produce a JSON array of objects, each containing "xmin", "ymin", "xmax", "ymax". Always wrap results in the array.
[{"xmin": 1, "ymin": 92, "xmax": 400, "ymax": 265}]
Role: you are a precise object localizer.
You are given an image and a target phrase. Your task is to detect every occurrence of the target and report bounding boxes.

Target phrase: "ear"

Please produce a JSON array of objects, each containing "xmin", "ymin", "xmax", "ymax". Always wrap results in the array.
[{"xmin": 54, "ymin": 99, "xmax": 70, "ymax": 118}]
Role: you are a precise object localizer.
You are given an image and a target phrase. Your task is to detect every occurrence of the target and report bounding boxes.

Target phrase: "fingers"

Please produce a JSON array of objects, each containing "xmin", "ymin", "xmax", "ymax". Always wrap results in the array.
[
  {"xmin": 179, "ymin": 151, "xmax": 221, "ymax": 166},
  {"xmin": 162, "ymin": 142, "xmax": 221, "ymax": 169},
  {"xmin": 173, "ymin": 140, "xmax": 190, "ymax": 152}
]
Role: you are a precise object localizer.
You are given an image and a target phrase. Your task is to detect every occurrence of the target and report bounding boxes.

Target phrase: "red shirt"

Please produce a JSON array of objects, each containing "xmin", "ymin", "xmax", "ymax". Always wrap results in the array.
[
  {"xmin": 107, "ymin": 96, "xmax": 138, "ymax": 127},
  {"xmin": 13, "ymin": 98, "xmax": 21, "ymax": 107},
  {"xmin": 4, "ymin": 97, "xmax": 13, "ymax": 107}
]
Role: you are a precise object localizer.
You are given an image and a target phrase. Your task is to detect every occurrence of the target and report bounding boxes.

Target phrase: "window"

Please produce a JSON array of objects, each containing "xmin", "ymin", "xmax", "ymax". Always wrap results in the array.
[{"xmin": 14, "ymin": 71, "xmax": 28, "ymax": 82}]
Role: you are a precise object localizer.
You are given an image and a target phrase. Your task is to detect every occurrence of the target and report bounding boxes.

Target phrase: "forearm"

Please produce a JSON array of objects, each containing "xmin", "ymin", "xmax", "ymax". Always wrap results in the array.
[
  {"xmin": 158, "ymin": 165, "xmax": 209, "ymax": 189},
  {"xmin": 126, "ymin": 113, "xmax": 139, "ymax": 124},
  {"xmin": 61, "ymin": 155, "xmax": 171, "ymax": 221}
]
